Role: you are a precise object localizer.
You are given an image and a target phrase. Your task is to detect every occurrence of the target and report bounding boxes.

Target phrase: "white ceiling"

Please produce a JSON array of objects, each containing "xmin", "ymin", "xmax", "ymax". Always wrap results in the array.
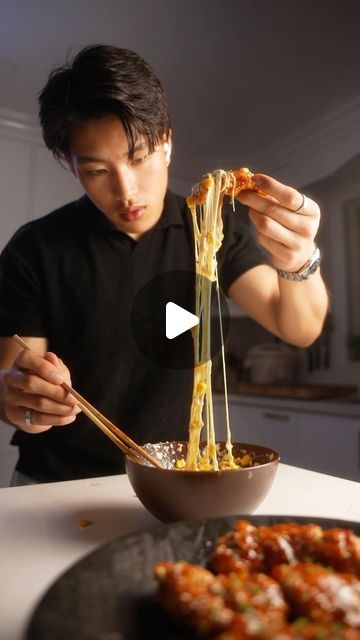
[{"xmin": 2, "ymin": 0, "xmax": 360, "ymax": 189}]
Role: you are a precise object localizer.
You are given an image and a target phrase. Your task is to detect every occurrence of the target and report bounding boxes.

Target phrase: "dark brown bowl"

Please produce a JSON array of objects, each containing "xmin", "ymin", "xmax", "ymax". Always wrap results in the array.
[{"xmin": 125, "ymin": 441, "xmax": 279, "ymax": 522}]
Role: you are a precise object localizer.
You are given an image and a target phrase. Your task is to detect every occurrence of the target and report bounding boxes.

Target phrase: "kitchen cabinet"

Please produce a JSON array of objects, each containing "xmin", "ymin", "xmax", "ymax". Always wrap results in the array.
[
  {"xmin": 213, "ymin": 396, "xmax": 360, "ymax": 482},
  {"xmin": 294, "ymin": 412, "xmax": 359, "ymax": 480}
]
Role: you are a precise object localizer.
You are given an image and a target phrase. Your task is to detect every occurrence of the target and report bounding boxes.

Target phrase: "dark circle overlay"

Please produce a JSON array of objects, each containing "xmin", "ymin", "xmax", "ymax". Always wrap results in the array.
[{"xmin": 129, "ymin": 270, "xmax": 230, "ymax": 370}]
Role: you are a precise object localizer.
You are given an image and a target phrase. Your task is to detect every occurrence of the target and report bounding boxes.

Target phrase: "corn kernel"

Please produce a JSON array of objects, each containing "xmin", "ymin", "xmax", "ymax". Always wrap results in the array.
[{"xmin": 196, "ymin": 381, "xmax": 207, "ymax": 395}]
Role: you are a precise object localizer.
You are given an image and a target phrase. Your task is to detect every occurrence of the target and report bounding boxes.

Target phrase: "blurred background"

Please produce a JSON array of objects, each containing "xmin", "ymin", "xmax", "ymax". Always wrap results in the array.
[{"xmin": 1, "ymin": 0, "xmax": 360, "ymax": 482}]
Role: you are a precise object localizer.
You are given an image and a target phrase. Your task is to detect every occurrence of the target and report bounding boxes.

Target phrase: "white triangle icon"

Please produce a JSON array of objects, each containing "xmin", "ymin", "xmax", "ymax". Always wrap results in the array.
[{"xmin": 166, "ymin": 302, "xmax": 199, "ymax": 339}]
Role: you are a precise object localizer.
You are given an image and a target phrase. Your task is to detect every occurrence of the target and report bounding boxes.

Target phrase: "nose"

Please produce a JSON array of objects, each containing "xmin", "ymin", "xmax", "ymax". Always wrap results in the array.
[{"xmin": 111, "ymin": 165, "xmax": 137, "ymax": 203}]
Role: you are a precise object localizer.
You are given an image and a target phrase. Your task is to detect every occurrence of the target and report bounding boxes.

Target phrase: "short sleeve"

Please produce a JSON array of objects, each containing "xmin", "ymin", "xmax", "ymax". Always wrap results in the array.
[
  {"xmin": 0, "ymin": 233, "xmax": 47, "ymax": 337},
  {"xmin": 217, "ymin": 201, "xmax": 268, "ymax": 295}
]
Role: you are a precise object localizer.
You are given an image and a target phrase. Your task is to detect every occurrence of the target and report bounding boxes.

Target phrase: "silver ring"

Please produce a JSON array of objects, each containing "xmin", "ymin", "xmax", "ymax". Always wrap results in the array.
[
  {"xmin": 294, "ymin": 193, "xmax": 305, "ymax": 212},
  {"xmin": 25, "ymin": 409, "xmax": 33, "ymax": 426}
]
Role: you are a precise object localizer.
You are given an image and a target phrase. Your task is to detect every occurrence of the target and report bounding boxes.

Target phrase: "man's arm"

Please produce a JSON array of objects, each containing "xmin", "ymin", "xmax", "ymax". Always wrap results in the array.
[
  {"xmin": 229, "ymin": 174, "xmax": 328, "ymax": 346},
  {"xmin": 0, "ymin": 336, "xmax": 79, "ymax": 432},
  {"xmin": 228, "ymin": 264, "xmax": 328, "ymax": 347}
]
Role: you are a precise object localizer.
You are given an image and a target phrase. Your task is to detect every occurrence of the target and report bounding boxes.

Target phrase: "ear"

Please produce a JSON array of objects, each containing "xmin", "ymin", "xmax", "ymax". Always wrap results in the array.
[{"xmin": 163, "ymin": 133, "xmax": 172, "ymax": 166}]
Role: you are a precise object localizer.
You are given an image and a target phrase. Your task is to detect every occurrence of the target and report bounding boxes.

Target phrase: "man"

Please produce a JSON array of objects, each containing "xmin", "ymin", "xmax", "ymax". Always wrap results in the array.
[{"xmin": 0, "ymin": 45, "xmax": 328, "ymax": 484}]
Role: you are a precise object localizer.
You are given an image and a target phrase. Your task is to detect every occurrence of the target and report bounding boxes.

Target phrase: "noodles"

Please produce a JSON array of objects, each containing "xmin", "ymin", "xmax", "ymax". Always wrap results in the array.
[{"xmin": 185, "ymin": 168, "xmax": 256, "ymax": 471}]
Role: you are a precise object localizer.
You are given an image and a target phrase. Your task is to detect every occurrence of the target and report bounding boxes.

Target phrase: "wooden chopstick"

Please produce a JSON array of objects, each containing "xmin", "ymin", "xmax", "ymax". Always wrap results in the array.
[{"xmin": 12, "ymin": 335, "xmax": 163, "ymax": 469}]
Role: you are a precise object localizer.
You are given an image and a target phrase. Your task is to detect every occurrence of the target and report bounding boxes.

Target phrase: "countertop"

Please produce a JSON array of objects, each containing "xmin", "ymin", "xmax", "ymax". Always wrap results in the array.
[
  {"xmin": 214, "ymin": 393, "xmax": 360, "ymax": 417},
  {"xmin": 0, "ymin": 465, "xmax": 359, "ymax": 640}
]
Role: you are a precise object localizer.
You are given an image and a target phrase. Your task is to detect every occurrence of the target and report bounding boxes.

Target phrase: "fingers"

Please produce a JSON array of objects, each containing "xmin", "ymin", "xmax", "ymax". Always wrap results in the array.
[
  {"xmin": 239, "ymin": 186, "xmax": 320, "ymax": 231},
  {"xmin": 238, "ymin": 181, "xmax": 320, "ymax": 241},
  {"xmin": 255, "ymin": 233, "xmax": 316, "ymax": 272},
  {"xmin": 248, "ymin": 205, "xmax": 317, "ymax": 239},
  {"xmin": 236, "ymin": 173, "xmax": 321, "ymax": 272},
  {"xmin": 4, "ymin": 387, "xmax": 80, "ymax": 417},
  {"xmin": 248, "ymin": 207, "xmax": 317, "ymax": 248},
  {"xmin": 13, "ymin": 348, "xmax": 65, "ymax": 384},
  {"xmin": 4, "ymin": 403, "xmax": 80, "ymax": 434},
  {"xmin": 251, "ymin": 173, "xmax": 320, "ymax": 216},
  {"xmin": 250, "ymin": 213, "xmax": 317, "ymax": 271},
  {"xmin": 44, "ymin": 351, "xmax": 71, "ymax": 383},
  {"xmin": 4, "ymin": 370, "xmax": 75, "ymax": 404},
  {"xmin": 3, "ymin": 348, "xmax": 80, "ymax": 433}
]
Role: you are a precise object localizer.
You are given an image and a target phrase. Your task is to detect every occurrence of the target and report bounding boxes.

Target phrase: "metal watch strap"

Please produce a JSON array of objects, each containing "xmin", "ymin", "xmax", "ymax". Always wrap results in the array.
[{"xmin": 276, "ymin": 245, "xmax": 321, "ymax": 281}]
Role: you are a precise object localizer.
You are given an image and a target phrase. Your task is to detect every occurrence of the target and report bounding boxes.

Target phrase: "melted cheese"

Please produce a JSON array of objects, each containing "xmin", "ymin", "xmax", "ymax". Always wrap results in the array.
[{"xmin": 185, "ymin": 168, "xmax": 255, "ymax": 470}]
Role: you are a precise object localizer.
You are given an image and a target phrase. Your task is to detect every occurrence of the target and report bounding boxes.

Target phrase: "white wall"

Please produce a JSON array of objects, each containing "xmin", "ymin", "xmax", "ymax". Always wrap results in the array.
[{"xmin": 0, "ymin": 112, "xmax": 82, "ymax": 250}]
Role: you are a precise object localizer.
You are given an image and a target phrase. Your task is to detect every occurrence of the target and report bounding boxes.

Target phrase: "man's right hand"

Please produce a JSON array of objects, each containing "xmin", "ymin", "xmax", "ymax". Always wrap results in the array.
[{"xmin": 2, "ymin": 348, "xmax": 80, "ymax": 433}]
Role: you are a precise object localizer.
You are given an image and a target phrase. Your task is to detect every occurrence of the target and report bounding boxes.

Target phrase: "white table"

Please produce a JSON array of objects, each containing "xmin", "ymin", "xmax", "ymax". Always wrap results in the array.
[{"xmin": 0, "ymin": 464, "xmax": 359, "ymax": 640}]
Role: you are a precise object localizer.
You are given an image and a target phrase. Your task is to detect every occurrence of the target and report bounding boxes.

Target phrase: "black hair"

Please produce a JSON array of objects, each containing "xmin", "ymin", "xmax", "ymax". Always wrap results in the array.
[{"xmin": 38, "ymin": 44, "xmax": 171, "ymax": 161}]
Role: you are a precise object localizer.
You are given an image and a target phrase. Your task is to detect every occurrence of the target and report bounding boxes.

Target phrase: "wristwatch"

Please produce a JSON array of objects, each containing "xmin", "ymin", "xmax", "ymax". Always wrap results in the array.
[{"xmin": 277, "ymin": 245, "xmax": 321, "ymax": 281}]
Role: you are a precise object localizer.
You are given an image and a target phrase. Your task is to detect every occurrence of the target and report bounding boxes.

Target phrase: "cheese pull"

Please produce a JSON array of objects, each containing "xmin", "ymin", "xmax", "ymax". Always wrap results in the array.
[{"xmin": 185, "ymin": 168, "xmax": 256, "ymax": 470}]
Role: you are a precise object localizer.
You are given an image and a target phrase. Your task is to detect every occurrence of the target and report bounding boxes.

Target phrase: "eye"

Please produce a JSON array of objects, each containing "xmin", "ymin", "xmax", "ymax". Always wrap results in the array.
[
  {"xmin": 86, "ymin": 168, "xmax": 107, "ymax": 176},
  {"xmin": 131, "ymin": 151, "xmax": 151, "ymax": 166}
]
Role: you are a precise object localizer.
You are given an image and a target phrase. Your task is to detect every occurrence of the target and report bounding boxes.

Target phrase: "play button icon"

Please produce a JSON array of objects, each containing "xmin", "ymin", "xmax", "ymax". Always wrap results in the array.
[
  {"xmin": 129, "ymin": 270, "xmax": 230, "ymax": 370},
  {"xmin": 166, "ymin": 302, "xmax": 199, "ymax": 339}
]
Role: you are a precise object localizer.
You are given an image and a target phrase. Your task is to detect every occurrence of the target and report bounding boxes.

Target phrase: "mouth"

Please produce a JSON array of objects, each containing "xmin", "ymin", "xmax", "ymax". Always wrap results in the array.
[{"xmin": 119, "ymin": 206, "xmax": 146, "ymax": 222}]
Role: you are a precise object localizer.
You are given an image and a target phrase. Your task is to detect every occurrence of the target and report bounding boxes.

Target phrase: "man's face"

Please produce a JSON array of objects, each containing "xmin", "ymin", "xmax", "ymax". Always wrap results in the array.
[{"xmin": 68, "ymin": 114, "xmax": 171, "ymax": 239}]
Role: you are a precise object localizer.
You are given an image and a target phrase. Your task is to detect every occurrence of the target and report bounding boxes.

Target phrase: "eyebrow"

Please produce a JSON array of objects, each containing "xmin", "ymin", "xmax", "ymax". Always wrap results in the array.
[
  {"xmin": 77, "ymin": 142, "xmax": 148, "ymax": 164},
  {"xmin": 77, "ymin": 155, "xmax": 105, "ymax": 164}
]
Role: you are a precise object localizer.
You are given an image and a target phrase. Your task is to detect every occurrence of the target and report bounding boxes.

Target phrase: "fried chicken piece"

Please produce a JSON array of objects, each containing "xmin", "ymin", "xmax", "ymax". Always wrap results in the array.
[
  {"xmin": 211, "ymin": 520, "xmax": 266, "ymax": 574},
  {"xmin": 154, "ymin": 561, "xmax": 288, "ymax": 638},
  {"xmin": 257, "ymin": 523, "xmax": 323, "ymax": 568},
  {"xmin": 154, "ymin": 561, "xmax": 235, "ymax": 636},
  {"xmin": 315, "ymin": 528, "xmax": 360, "ymax": 576},
  {"xmin": 211, "ymin": 521, "xmax": 323, "ymax": 575},
  {"xmin": 187, "ymin": 168, "xmax": 256, "ymax": 207},
  {"xmin": 218, "ymin": 570, "xmax": 288, "ymax": 620},
  {"xmin": 272, "ymin": 563, "xmax": 360, "ymax": 629},
  {"xmin": 214, "ymin": 571, "xmax": 288, "ymax": 639},
  {"xmin": 211, "ymin": 520, "xmax": 360, "ymax": 578},
  {"xmin": 214, "ymin": 567, "xmax": 359, "ymax": 637}
]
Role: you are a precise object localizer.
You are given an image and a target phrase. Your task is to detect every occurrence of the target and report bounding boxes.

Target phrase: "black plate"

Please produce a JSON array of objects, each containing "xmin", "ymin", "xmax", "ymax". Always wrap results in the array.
[{"xmin": 26, "ymin": 515, "xmax": 360, "ymax": 640}]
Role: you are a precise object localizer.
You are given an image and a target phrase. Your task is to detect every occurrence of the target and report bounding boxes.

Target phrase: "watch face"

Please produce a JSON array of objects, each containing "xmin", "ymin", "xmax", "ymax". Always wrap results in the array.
[
  {"xmin": 304, "ymin": 257, "xmax": 321, "ymax": 276},
  {"xmin": 298, "ymin": 247, "xmax": 321, "ymax": 277}
]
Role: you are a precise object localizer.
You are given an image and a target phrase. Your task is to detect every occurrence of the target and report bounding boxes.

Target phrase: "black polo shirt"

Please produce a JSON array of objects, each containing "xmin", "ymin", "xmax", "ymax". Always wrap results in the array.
[{"xmin": 0, "ymin": 190, "xmax": 265, "ymax": 481}]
